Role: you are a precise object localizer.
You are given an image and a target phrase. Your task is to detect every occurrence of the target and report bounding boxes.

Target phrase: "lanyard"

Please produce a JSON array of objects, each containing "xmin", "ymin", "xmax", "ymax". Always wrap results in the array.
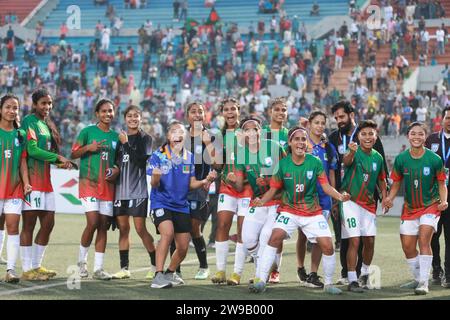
[
  {"xmin": 441, "ymin": 130, "xmax": 450, "ymax": 164},
  {"xmin": 341, "ymin": 125, "xmax": 358, "ymax": 153}
]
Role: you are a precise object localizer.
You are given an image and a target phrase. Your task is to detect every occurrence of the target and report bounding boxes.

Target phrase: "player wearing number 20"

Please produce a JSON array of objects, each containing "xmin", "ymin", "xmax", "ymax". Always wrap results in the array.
[
  {"xmin": 249, "ymin": 126, "xmax": 350, "ymax": 295},
  {"xmin": 340, "ymin": 120, "xmax": 387, "ymax": 293},
  {"xmin": 71, "ymin": 99, "xmax": 119, "ymax": 280},
  {"xmin": 383, "ymin": 122, "xmax": 448, "ymax": 295}
]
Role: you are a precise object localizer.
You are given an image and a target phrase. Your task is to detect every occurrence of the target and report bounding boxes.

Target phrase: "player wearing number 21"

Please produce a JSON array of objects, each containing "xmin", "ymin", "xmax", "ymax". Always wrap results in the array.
[
  {"xmin": 383, "ymin": 122, "xmax": 448, "ymax": 295},
  {"xmin": 249, "ymin": 126, "xmax": 350, "ymax": 295},
  {"xmin": 71, "ymin": 99, "xmax": 119, "ymax": 280}
]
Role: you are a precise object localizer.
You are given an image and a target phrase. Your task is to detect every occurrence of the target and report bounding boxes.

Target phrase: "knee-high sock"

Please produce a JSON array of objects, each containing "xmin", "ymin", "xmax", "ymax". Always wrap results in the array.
[{"xmin": 215, "ymin": 241, "xmax": 229, "ymax": 272}]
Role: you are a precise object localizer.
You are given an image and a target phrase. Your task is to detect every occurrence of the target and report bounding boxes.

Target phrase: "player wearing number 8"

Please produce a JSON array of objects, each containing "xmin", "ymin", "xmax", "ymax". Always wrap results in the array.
[
  {"xmin": 383, "ymin": 122, "xmax": 448, "ymax": 295},
  {"xmin": 231, "ymin": 117, "xmax": 286, "ymax": 284},
  {"xmin": 340, "ymin": 120, "xmax": 387, "ymax": 293},
  {"xmin": 249, "ymin": 126, "xmax": 350, "ymax": 294},
  {"xmin": 71, "ymin": 99, "xmax": 119, "ymax": 280}
]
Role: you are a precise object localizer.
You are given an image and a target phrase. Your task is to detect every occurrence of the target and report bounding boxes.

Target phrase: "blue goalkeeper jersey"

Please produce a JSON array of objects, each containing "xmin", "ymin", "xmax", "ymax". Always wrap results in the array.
[{"xmin": 147, "ymin": 145, "xmax": 195, "ymax": 214}]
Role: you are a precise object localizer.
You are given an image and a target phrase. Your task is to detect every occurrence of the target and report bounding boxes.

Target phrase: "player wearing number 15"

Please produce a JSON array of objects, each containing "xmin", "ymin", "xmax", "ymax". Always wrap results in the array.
[
  {"xmin": 383, "ymin": 122, "xmax": 448, "ymax": 295},
  {"xmin": 341, "ymin": 120, "xmax": 387, "ymax": 293},
  {"xmin": 0, "ymin": 94, "xmax": 31, "ymax": 283},
  {"xmin": 20, "ymin": 88, "xmax": 73, "ymax": 281},
  {"xmin": 71, "ymin": 99, "xmax": 119, "ymax": 280},
  {"xmin": 249, "ymin": 126, "xmax": 350, "ymax": 294}
]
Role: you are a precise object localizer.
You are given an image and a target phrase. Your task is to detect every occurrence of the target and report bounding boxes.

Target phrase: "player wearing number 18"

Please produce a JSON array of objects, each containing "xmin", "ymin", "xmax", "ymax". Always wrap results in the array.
[
  {"xmin": 71, "ymin": 99, "xmax": 119, "ymax": 280},
  {"xmin": 20, "ymin": 88, "xmax": 74, "ymax": 281},
  {"xmin": 340, "ymin": 120, "xmax": 387, "ymax": 292},
  {"xmin": 383, "ymin": 122, "xmax": 448, "ymax": 295},
  {"xmin": 0, "ymin": 94, "xmax": 31, "ymax": 283},
  {"xmin": 249, "ymin": 126, "xmax": 350, "ymax": 294}
]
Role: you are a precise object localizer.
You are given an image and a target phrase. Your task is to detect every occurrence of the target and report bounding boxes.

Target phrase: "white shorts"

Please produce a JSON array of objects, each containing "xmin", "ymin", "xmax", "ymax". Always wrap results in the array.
[
  {"xmin": 81, "ymin": 197, "xmax": 113, "ymax": 217},
  {"xmin": 245, "ymin": 205, "xmax": 279, "ymax": 225},
  {"xmin": 217, "ymin": 193, "xmax": 251, "ymax": 217},
  {"xmin": 274, "ymin": 212, "xmax": 332, "ymax": 243},
  {"xmin": 23, "ymin": 191, "xmax": 55, "ymax": 212},
  {"xmin": 0, "ymin": 199, "xmax": 23, "ymax": 215},
  {"xmin": 341, "ymin": 200, "xmax": 377, "ymax": 239},
  {"xmin": 400, "ymin": 214, "xmax": 440, "ymax": 236}
]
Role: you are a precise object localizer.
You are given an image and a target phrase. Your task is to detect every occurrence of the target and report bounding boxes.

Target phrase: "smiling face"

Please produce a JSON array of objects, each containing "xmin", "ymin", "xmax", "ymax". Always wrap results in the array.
[
  {"xmin": 1, "ymin": 97, "xmax": 19, "ymax": 124},
  {"xmin": 34, "ymin": 95, "xmax": 53, "ymax": 119},
  {"xmin": 168, "ymin": 123, "xmax": 186, "ymax": 149},
  {"xmin": 289, "ymin": 129, "xmax": 308, "ymax": 158},
  {"xmin": 125, "ymin": 109, "xmax": 141, "ymax": 131},
  {"xmin": 269, "ymin": 102, "xmax": 288, "ymax": 125},
  {"xmin": 96, "ymin": 102, "xmax": 115, "ymax": 125},
  {"xmin": 222, "ymin": 102, "xmax": 239, "ymax": 128},
  {"xmin": 408, "ymin": 125, "xmax": 426, "ymax": 148},
  {"xmin": 309, "ymin": 114, "xmax": 326, "ymax": 138},
  {"xmin": 187, "ymin": 103, "xmax": 205, "ymax": 130},
  {"xmin": 358, "ymin": 127, "xmax": 377, "ymax": 151},
  {"xmin": 242, "ymin": 121, "xmax": 260, "ymax": 147}
]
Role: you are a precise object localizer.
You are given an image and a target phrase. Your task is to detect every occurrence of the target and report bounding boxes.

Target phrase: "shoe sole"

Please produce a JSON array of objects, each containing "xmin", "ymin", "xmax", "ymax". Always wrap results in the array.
[
  {"xmin": 151, "ymin": 283, "xmax": 173, "ymax": 289},
  {"xmin": 305, "ymin": 282, "xmax": 324, "ymax": 289},
  {"xmin": 226, "ymin": 280, "xmax": 240, "ymax": 286},
  {"xmin": 211, "ymin": 279, "xmax": 226, "ymax": 284},
  {"xmin": 195, "ymin": 276, "xmax": 209, "ymax": 280},
  {"xmin": 112, "ymin": 276, "xmax": 130, "ymax": 279},
  {"xmin": 5, "ymin": 278, "xmax": 20, "ymax": 284},
  {"xmin": 93, "ymin": 277, "xmax": 112, "ymax": 281},
  {"xmin": 268, "ymin": 280, "xmax": 280, "ymax": 284},
  {"xmin": 414, "ymin": 289, "xmax": 428, "ymax": 295}
]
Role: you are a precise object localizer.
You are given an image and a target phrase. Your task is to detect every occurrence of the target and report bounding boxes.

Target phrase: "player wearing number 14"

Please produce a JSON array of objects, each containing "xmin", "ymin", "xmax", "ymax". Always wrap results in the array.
[{"xmin": 340, "ymin": 120, "xmax": 388, "ymax": 292}]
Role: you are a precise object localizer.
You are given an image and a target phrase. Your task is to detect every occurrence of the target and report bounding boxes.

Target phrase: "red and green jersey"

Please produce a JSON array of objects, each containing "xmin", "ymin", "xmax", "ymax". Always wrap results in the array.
[
  {"xmin": 391, "ymin": 148, "xmax": 446, "ymax": 220},
  {"xmin": 341, "ymin": 148, "xmax": 386, "ymax": 213},
  {"xmin": 219, "ymin": 129, "xmax": 252, "ymax": 198},
  {"xmin": 262, "ymin": 125, "xmax": 289, "ymax": 152},
  {"xmin": 21, "ymin": 114, "xmax": 58, "ymax": 192},
  {"xmin": 72, "ymin": 125, "xmax": 119, "ymax": 201},
  {"xmin": 0, "ymin": 128, "xmax": 26, "ymax": 199},
  {"xmin": 270, "ymin": 154, "xmax": 328, "ymax": 217},
  {"xmin": 235, "ymin": 139, "xmax": 287, "ymax": 206}
]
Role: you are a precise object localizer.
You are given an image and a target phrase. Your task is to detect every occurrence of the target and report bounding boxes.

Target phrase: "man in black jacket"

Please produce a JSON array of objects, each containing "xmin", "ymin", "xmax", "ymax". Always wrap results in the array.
[
  {"xmin": 328, "ymin": 100, "xmax": 388, "ymax": 284},
  {"xmin": 425, "ymin": 106, "xmax": 450, "ymax": 287}
]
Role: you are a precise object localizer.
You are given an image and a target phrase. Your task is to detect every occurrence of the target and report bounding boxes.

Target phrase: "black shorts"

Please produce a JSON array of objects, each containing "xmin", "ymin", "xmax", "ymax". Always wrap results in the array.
[
  {"xmin": 113, "ymin": 199, "xmax": 148, "ymax": 218},
  {"xmin": 189, "ymin": 201, "xmax": 209, "ymax": 222},
  {"xmin": 151, "ymin": 208, "xmax": 191, "ymax": 234}
]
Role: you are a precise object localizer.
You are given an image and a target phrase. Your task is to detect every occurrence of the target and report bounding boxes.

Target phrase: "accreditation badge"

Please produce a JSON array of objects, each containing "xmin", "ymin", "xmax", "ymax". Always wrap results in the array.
[{"xmin": 446, "ymin": 168, "xmax": 449, "ymax": 186}]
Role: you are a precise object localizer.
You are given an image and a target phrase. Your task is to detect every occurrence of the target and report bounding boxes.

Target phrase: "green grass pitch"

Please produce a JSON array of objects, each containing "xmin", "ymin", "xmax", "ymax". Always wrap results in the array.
[{"xmin": 0, "ymin": 214, "xmax": 449, "ymax": 300}]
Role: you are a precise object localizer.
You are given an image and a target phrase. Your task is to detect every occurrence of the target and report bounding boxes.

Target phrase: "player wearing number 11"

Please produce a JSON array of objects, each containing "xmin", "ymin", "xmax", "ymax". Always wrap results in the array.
[
  {"xmin": 341, "ymin": 120, "xmax": 387, "ymax": 293},
  {"xmin": 71, "ymin": 99, "xmax": 119, "ymax": 280},
  {"xmin": 383, "ymin": 122, "xmax": 448, "ymax": 295},
  {"xmin": 249, "ymin": 126, "xmax": 350, "ymax": 294}
]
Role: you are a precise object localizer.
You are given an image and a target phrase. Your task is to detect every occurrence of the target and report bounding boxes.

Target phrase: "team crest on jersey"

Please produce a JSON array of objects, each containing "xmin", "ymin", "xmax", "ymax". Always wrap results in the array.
[
  {"xmin": 372, "ymin": 162, "xmax": 377, "ymax": 171},
  {"xmin": 112, "ymin": 141, "xmax": 117, "ymax": 149},
  {"xmin": 14, "ymin": 138, "xmax": 19, "ymax": 147},
  {"xmin": 306, "ymin": 171, "xmax": 313, "ymax": 180},
  {"xmin": 182, "ymin": 165, "xmax": 190, "ymax": 174},
  {"xmin": 265, "ymin": 157, "xmax": 272, "ymax": 166},
  {"xmin": 431, "ymin": 143, "xmax": 439, "ymax": 152},
  {"xmin": 423, "ymin": 167, "xmax": 430, "ymax": 176},
  {"xmin": 284, "ymin": 173, "xmax": 292, "ymax": 179},
  {"xmin": 161, "ymin": 165, "xmax": 170, "ymax": 174}
]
